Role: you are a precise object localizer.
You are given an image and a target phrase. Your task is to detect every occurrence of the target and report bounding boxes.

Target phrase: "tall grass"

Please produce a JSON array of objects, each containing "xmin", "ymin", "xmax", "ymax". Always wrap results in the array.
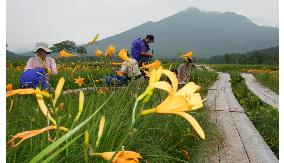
[{"xmin": 7, "ymin": 61, "xmax": 220, "ymax": 162}]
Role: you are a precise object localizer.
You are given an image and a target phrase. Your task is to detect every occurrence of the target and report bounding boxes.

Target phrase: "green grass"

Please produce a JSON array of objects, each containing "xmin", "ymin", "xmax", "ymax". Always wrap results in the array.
[
  {"xmin": 254, "ymin": 73, "xmax": 279, "ymax": 93},
  {"xmin": 230, "ymin": 72, "xmax": 279, "ymax": 158},
  {"xmin": 7, "ymin": 61, "xmax": 220, "ymax": 162}
]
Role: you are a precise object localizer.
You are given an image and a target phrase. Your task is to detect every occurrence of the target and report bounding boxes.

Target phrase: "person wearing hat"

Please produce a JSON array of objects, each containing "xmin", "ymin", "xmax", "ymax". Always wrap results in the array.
[
  {"xmin": 22, "ymin": 42, "xmax": 58, "ymax": 92},
  {"xmin": 177, "ymin": 51, "xmax": 195, "ymax": 84},
  {"xmin": 25, "ymin": 42, "xmax": 58, "ymax": 75}
]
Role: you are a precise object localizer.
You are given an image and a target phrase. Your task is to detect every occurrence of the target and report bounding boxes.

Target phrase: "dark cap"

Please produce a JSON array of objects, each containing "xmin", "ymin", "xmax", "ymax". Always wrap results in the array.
[{"xmin": 146, "ymin": 35, "xmax": 154, "ymax": 43}]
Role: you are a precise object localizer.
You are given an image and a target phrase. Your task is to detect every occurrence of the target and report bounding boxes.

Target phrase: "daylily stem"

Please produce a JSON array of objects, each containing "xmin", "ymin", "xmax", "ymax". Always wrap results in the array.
[
  {"xmin": 141, "ymin": 108, "xmax": 156, "ymax": 115},
  {"xmin": 89, "ymin": 152, "xmax": 102, "ymax": 157}
]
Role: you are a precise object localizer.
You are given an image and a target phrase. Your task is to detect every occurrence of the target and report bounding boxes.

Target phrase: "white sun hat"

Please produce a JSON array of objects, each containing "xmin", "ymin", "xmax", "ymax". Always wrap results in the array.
[{"xmin": 32, "ymin": 42, "xmax": 52, "ymax": 53}]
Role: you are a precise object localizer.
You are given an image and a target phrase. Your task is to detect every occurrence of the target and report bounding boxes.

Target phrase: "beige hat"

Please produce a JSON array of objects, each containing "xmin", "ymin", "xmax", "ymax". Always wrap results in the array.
[{"xmin": 32, "ymin": 42, "xmax": 52, "ymax": 53}]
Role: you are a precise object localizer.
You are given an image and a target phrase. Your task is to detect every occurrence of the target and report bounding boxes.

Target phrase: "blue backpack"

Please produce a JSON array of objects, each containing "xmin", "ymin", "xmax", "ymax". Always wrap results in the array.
[
  {"xmin": 131, "ymin": 38, "xmax": 142, "ymax": 61},
  {"xmin": 105, "ymin": 75, "xmax": 128, "ymax": 86},
  {"xmin": 19, "ymin": 68, "xmax": 48, "ymax": 90}
]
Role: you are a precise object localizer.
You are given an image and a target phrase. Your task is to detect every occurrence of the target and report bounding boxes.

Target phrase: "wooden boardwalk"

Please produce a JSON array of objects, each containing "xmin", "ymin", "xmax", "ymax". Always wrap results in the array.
[
  {"xmin": 206, "ymin": 73, "xmax": 278, "ymax": 163},
  {"xmin": 241, "ymin": 73, "xmax": 279, "ymax": 109}
]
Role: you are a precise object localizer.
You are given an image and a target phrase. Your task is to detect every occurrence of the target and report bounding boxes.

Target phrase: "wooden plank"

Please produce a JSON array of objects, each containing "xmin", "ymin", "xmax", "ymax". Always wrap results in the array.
[
  {"xmin": 231, "ymin": 112, "xmax": 278, "ymax": 163},
  {"xmin": 216, "ymin": 111, "xmax": 250, "ymax": 163}
]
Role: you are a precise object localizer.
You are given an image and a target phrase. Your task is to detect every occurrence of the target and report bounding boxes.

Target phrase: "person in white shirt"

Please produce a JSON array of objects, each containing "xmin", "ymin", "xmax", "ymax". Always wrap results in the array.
[{"xmin": 119, "ymin": 57, "xmax": 142, "ymax": 80}]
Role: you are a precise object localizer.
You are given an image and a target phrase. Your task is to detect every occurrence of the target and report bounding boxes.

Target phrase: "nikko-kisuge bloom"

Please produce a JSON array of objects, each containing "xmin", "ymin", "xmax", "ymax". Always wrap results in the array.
[
  {"xmin": 139, "ymin": 66, "xmax": 205, "ymax": 140},
  {"xmin": 59, "ymin": 50, "xmax": 77, "ymax": 58},
  {"xmin": 74, "ymin": 76, "xmax": 85, "ymax": 87},
  {"xmin": 6, "ymin": 77, "xmax": 72, "ymax": 147}
]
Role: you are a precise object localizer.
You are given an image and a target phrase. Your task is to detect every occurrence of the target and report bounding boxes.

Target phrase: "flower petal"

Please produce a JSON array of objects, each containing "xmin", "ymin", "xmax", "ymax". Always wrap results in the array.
[
  {"xmin": 188, "ymin": 93, "xmax": 203, "ymax": 110},
  {"xmin": 150, "ymin": 81, "xmax": 173, "ymax": 95},
  {"xmin": 161, "ymin": 69, "xmax": 178, "ymax": 93},
  {"xmin": 173, "ymin": 112, "xmax": 205, "ymax": 140},
  {"xmin": 156, "ymin": 96, "xmax": 188, "ymax": 113},
  {"xmin": 175, "ymin": 82, "xmax": 200, "ymax": 97}
]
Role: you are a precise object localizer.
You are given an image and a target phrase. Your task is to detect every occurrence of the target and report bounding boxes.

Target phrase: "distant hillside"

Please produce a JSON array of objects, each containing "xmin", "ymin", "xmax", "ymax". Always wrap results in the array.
[
  {"xmin": 85, "ymin": 7, "xmax": 279, "ymax": 58},
  {"xmin": 6, "ymin": 50, "xmax": 29, "ymax": 60},
  {"xmin": 198, "ymin": 46, "xmax": 279, "ymax": 64}
]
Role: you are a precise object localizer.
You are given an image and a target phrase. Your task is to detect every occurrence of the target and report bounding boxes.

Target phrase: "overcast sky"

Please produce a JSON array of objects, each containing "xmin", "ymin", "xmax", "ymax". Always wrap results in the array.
[{"xmin": 7, "ymin": 0, "xmax": 278, "ymax": 53}]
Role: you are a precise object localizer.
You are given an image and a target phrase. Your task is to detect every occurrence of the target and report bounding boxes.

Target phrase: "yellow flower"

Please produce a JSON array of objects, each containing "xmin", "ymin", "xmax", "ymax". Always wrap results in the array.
[
  {"xmin": 6, "ymin": 88, "xmax": 51, "ymax": 98},
  {"xmin": 141, "ymin": 59, "xmax": 161, "ymax": 70},
  {"xmin": 105, "ymin": 45, "xmax": 116, "ymax": 57},
  {"xmin": 95, "ymin": 79, "xmax": 104, "ymax": 84},
  {"xmin": 141, "ymin": 68, "xmax": 205, "ymax": 140},
  {"xmin": 6, "ymin": 83, "xmax": 13, "ymax": 91},
  {"xmin": 118, "ymin": 49, "xmax": 130, "ymax": 61},
  {"xmin": 137, "ymin": 66, "xmax": 163, "ymax": 102},
  {"xmin": 97, "ymin": 87, "xmax": 108, "ymax": 94},
  {"xmin": 116, "ymin": 70, "xmax": 124, "ymax": 76},
  {"xmin": 87, "ymin": 34, "xmax": 99, "ymax": 45},
  {"xmin": 74, "ymin": 76, "xmax": 85, "ymax": 87},
  {"xmin": 84, "ymin": 130, "xmax": 90, "ymax": 147},
  {"xmin": 53, "ymin": 77, "xmax": 65, "ymax": 107},
  {"xmin": 95, "ymin": 49, "xmax": 103, "ymax": 57},
  {"xmin": 96, "ymin": 116, "xmax": 105, "ymax": 147},
  {"xmin": 59, "ymin": 50, "xmax": 77, "ymax": 58},
  {"xmin": 7, "ymin": 126, "xmax": 69, "ymax": 148},
  {"xmin": 36, "ymin": 88, "xmax": 57, "ymax": 125},
  {"xmin": 91, "ymin": 150, "xmax": 142, "ymax": 163},
  {"xmin": 181, "ymin": 51, "xmax": 193, "ymax": 59},
  {"xmin": 140, "ymin": 60, "xmax": 161, "ymax": 77},
  {"xmin": 74, "ymin": 91, "xmax": 84, "ymax": 123},
  {"xmin": 111, "ymin": 62, "xmax": 124, "ymax": 66}
]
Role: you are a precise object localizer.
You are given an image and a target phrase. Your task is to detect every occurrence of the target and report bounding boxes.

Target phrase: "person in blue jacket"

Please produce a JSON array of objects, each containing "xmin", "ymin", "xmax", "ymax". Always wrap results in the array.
[
  {"xmin": 131, "ymin": 35, "xmax": 155, "ymax": 78},
  {"xmin": 19, "ymin": 68, "xmax": 49, "ymax": 91},
  {"xmin": 131, "ymin": 35, "xmax": 155, "ymax": 65}
]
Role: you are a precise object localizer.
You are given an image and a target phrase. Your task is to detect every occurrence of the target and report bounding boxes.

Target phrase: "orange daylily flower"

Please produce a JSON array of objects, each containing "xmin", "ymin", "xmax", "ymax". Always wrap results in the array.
[
  {"xmin": 111, "ymin": 62, "xmax": 124, "ymax": 66},
  {"xmin": 35, "ymin": 88, "xmax": 57, "ymax": 125},
  {"xmin": 116, "ymin": 70, "xmax": 125, "ymax": 76},
  {"xmin": 6, "ymin": 83, "xmax": 13, "ymax": 91},
  {"xmin": 74, "ymin": 76, "xmax": 85, "ymax": 87},
  {"xmin": 140, "ymin": 60, "xmax": 161, "ymax": 77},
  {"xmin": 59, "ymin": 50, "xmax": 77, "ymax": 58},
  {"xmin": 118, "ymin": 49, "xmax": 130, "ymax": 61},
  {"xmin": 95, "ymin": 79, "xmax": 104, "ymax": 84},
  {"xmin": 140, "ymin": 68, "xmax": 205, "ymax": 140},
  {"xmin": 97, "ymin": 87, "xmax": 108, "ymax": 94},
  {"xmin": 7, "ymin": 126, "xmax": 69, "ymax": 148},
  {"xmin": 105, "ymin": 45, "xmax": 116, "ymax": 57},
  {"xmin": 95, "ymin": 49, "xmax": 103, "ymax": 57},
  {"xmin": 87, "ymin": 34, "xmax": 99, "ymax": 45},
  {"xmin": 181, "ymin": 51, "xmax": 193, "ymax": 59},
  {"xmin": 91, "ymin": 150, "xmax": 142, "ymax": 163},
  {"xmin": 141, "ymin": 59, "xmax": 161, "ymax": 70},
  {"xmin": 6, "ymin": 88, "xmax": 51, "ymax": 98},
  {"xmin": 96, "ymin": 116, "xmax": 106, "ymax": 147}
]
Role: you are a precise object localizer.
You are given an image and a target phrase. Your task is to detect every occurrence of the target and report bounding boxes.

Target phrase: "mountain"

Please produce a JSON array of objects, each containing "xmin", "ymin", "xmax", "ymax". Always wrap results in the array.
[
  {"xmin": 85, "ymin": 7, "xmax": 279, "ymax": 58},
  {"xmin": 6, "ymin": 50, "xmax": 29, "ymax": 60}
]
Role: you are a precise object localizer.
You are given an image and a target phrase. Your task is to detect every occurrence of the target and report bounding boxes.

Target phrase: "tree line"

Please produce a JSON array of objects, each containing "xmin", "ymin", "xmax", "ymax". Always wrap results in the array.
[{"xmin": 196, "ymin": 46, "xmax": 279, "ymax": 65}]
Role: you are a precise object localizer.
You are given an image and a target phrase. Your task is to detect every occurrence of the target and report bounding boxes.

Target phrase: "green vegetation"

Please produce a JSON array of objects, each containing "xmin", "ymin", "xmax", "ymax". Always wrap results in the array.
[
  {"xmin": 254, "ymin": 73, "xmax": 278, "ymax": 93},
  {"xmin": 6, "ymin": 60, "xmax": 220, "ymax": 162},
  {"xmin": 230, "ymin": 72, "xmax": 279, "ymax": 158}
]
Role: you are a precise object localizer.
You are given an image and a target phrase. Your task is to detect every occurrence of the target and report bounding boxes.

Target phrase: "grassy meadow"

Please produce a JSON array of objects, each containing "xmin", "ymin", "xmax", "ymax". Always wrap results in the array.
[{"xmin": 6, "ymin": 58, "xmax": 221, "ymax": 162}]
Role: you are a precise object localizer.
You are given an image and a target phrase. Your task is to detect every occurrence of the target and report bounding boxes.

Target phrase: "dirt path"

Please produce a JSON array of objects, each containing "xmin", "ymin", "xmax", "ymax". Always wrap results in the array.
[
  {"xmin": 241, "ymin": 73, "xmax": 279, "ymax": 109},
  {"xmin": 206, "ymin": 72, "xmax": 278, "ymax": 163}
]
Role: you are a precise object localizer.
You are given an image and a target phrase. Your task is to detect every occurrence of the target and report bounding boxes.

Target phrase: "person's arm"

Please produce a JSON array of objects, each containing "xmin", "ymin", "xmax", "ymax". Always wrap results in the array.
[
  {"xmin": 141, "ymin": 51, "xmax": 153, "ymax": 57},
  {"xmin": 50, "ymin": 58, "xmax": 58, "ymax": 75},
  {"xmin": 140, "ymin": 43, "xmax": 153, "ymax": 57},
  {"xmin": 25, "ymin": 58, "xmax": 35, "ymax": 71}
]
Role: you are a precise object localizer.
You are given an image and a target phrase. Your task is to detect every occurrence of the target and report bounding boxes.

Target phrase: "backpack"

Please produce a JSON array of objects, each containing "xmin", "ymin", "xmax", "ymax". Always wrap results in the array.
[
  {"xmin": 19, "ymin": 68, "xmax": 48, "ymax": 90},
  {"xmin": 131, "ymin": 38, "xmax": 142, "ymax": 61},
  {"xmin": 105, "ymin": 74, "xmax": 128, "ymax": 86}
]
